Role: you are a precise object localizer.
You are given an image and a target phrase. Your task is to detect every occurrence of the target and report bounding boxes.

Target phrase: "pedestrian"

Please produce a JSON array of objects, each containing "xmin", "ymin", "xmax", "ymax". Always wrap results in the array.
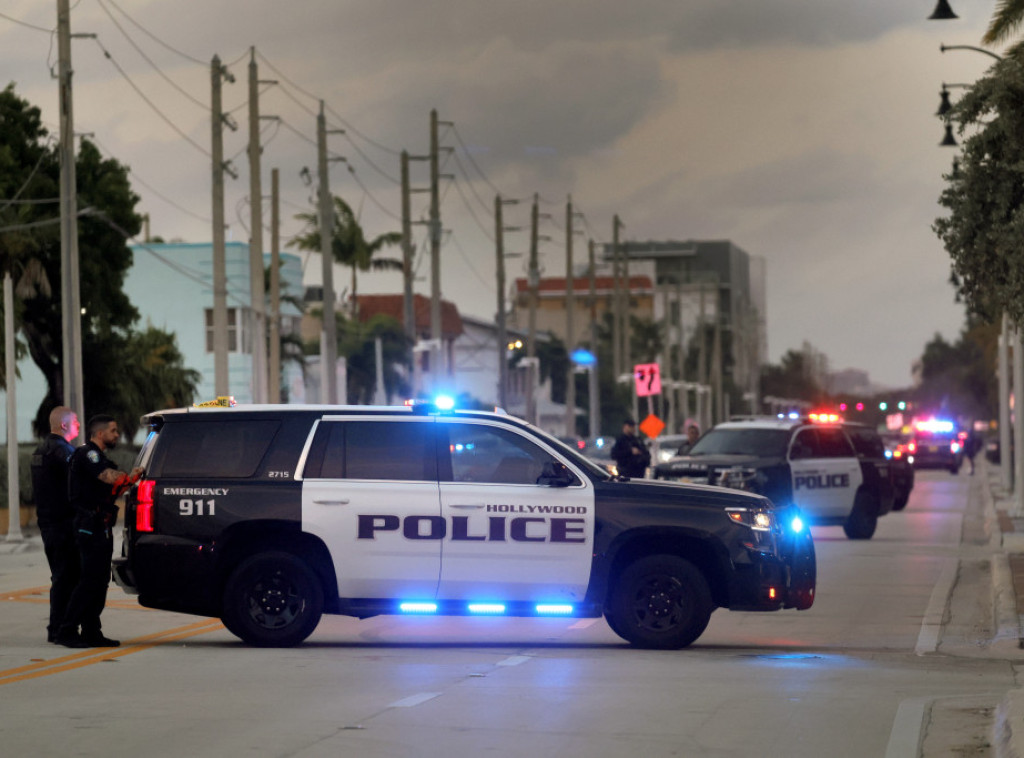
[
  {"xmin": 611, "ymin": 418, "xmax": 650, "ymax": 479},
  {"xmin": 30, "ymin": 406, "xmax": 81, "ymax": 644},
  {"xmin": 965, "ymin": 426, "xmax": 981, "ymax": 475},
  {"xmin": 675, "ymin": 422, "xmax": 702, "ymax": 456},
  {"xmin": 54, "ymin": 415, "xmax": 143, "ymax": 649}
]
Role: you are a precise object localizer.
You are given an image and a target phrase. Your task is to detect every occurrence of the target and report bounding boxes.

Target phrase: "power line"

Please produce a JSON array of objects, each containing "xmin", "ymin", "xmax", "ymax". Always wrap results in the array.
[
  {"xmin": 347, "ymin": 167, "xmax": 402, "ymax": 223},
  {"xmin": 449, "ymin": 174, "xmax": 495, "ymax": 242},
  {"xmin": 450, "ymin": 124, "xmax": 502, "ymax": 196},
  {"xmin": 449, "ymin": 149, "xmax": 493, "ymax": 215},
  {"xmin": 100, "ymin": 0, "xmax": 206, "ymax": 66},
  {"xmin": 0, "ymin": 12, "xmax": 52, "ymax": 33},
  {"xmin": 447, "ymin": 231, "xmax": 494, "ymax": 293},
  {"xmin": 90, "ymin": 37, "xmax": 211, "ymax": 159},
  {"xmin": 95, "ymin": 0, "xmax": 208, "ymax": 111}
]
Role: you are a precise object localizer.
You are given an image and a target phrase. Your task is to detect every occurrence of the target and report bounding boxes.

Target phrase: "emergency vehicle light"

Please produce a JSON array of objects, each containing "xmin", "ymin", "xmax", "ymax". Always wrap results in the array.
[
  {"xmin": 915, "ymin": 418, "xmax": 954, "ymax": 433},
  {"xmin": 790, "ymin": 516, "xmax": 805, "ymax": 534},
  {"xmin": 467, "ymin": 603, "xmax": 506, "ymax": 614},
  {"xmin": 136, "ymin": 479, "xmax": 156, "ymax": 532},
  {"xmin": 399, "ymin": 602, "xmax": 438, "ymax": 613},
  {"xmin": 535, "ymin": 604, "xmax": 574, "ymax": 615}
]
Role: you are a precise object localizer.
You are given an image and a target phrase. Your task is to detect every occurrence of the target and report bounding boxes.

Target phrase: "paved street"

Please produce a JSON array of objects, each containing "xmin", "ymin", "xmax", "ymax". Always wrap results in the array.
[{"xmin": 0, "ymin": 462, "xmax": 1021, "ymax": 757}]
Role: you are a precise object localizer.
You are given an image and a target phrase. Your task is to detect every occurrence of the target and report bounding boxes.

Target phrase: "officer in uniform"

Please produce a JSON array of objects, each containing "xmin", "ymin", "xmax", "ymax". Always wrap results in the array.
[
  {"xmin": 55, "ymin": 415, "xmax": 142, "ymax": 649},
  {"xmin": 30, "ymin": 406, "xmax": 80, "ymax": 643},
  {"xmin": 611, "ymin": 418, "xmax": 650, "ymax": 478}
]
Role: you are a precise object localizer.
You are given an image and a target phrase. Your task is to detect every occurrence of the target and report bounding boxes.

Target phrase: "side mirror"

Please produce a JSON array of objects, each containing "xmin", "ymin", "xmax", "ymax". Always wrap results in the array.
[{"xmin": 538, "ymin": 461, "xmax": 575, "ymax": 487}]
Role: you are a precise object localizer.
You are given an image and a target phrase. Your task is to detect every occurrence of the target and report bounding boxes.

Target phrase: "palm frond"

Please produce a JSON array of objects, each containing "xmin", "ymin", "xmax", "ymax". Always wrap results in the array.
[{"xmin": 983, "ymin": 0, "xmax": 1024, "ymax": 45}]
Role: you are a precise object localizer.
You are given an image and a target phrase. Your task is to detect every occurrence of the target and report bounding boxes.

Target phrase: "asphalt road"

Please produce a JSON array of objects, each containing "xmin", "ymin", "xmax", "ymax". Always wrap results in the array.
[{"xmin": 0, "ymin": 469, "xmax": 1015, "ymax": 757}]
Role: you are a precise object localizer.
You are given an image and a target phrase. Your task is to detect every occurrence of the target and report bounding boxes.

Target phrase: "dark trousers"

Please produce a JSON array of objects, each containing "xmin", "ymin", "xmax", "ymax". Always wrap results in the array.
[
  {"xmin": 60, "ymin": 528, "xmax": 113, "ymax": 637},
  {"xmin": 39, "ymin": 522, "xmax": 80, "ymax": 639}
]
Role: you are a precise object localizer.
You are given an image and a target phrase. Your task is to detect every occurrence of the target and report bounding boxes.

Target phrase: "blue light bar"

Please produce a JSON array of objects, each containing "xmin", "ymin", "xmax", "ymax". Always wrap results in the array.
[
  {"xmin": 434, "ymin": 395, "xmax": 456, "ymax": 411},
  {"xmin": 467, "ymin": 603, "xmax": 506, "ymax": 614},
  {"xmin": 790, "ymin": 516, "xmax": 804, "ymax": 534},
  {"xmin": 535, "ymin": 604, "xmax": 574, "ymax": 615},
  {"xmin": 399, "ymin": 602, "xmax": 438, "ymax": 613}
]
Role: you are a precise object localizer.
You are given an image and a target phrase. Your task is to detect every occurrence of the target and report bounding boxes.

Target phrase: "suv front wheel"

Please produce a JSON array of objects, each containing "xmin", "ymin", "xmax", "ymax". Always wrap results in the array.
[
  {"xmin": 222, "ymin": 551, "xmax": 324, "ymax": 647},
  {"xmin": 843, "ymin": 490, "xmax": 878, "ymax": 540},
  {"xmin": 604, "ymin": 554, "xmax": 713, "ymax": 649}
]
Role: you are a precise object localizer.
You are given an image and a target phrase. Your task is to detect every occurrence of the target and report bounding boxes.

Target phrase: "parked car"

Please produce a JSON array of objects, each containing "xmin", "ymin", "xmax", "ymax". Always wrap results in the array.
[{"xmin": 909, "ymin": 420, "xmax": 963, "ymax": 473}]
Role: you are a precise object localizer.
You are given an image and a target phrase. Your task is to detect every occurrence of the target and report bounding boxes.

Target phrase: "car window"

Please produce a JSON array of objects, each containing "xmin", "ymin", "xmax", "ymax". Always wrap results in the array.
[
  {"xmin": 688, "ymin": 428, "xmax": 791, "ymax": 457},
  {"xmin": 303, "ymin": 420, "xmax": 436, "ymax": 482},
  {"xmin": 847, "ymin": 428, "xmax": 885, "ymax": 457},
  {"xmin": 816, "ymin": 427, "xmax": 856, "ymax": 458},
  {"xmin": 439, "ymin": 422, "xmax": 576, "ymax": 485},
  {"xmin": 150, "ymin": 419, "xmax": 281, "ymax": 478},
  {"xmin": 789, "ymin": 429, "xmax": 818, "ymax": 459}
]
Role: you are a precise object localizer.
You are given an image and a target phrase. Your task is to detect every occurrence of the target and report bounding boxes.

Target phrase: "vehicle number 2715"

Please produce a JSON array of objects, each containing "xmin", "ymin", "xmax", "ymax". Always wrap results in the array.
[{"xmin": 179, "ymin": 499, "xmax": 215, "ymax": 516}]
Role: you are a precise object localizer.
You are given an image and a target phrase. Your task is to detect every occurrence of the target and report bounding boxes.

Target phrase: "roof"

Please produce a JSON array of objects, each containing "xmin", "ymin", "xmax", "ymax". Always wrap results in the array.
[
  {"xmin": 513, "ymin": 274, "xmax": 654, "ymax": 295},
  {"xmin": 355, "ymin": 294, "xmax": 464, "ymax": 338}
]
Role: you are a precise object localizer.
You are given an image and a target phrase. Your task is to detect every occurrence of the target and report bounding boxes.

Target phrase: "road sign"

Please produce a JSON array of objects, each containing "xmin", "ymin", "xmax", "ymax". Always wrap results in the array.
[
  {"xmin": 640, "ymin": 414, "xmax": 665, "ymax": 439},
  {"xmin": 634, "ymin": 363, "xmax": 661, "ymax": 397}
]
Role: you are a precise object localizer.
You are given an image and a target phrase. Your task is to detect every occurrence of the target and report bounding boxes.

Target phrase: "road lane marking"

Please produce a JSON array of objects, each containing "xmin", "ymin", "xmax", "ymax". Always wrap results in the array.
[
  {"xmin": 497, "ymin": 655, "xmax": 531, "ymax": 666},
  {"xmin": 0, "ymin": 619, "xmax": 224, "ymax": 686},
  {"xmin": 388, "ymin": 692, "xmax": 441, "ymax": 708},
  {"xmin": 885, "ymin": 696, "xmax": 928, "ymax": 758},
  {"xmin": 916, "ymin": 558, "xmax": 958, "ymax": 656}
]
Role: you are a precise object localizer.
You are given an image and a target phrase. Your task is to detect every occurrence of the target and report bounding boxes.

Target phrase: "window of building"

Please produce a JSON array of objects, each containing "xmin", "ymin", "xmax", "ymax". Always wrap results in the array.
[{"xmin": 204, "ymin": 308, "xmax": 242, "ymax": 353}]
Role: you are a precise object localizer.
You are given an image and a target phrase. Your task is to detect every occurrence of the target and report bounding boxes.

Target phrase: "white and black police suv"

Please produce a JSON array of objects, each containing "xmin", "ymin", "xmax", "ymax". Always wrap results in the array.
[
  {"xmin": 113, "ymin": 401, "xmax": 815, "ymax": 649},
  {"xmin": 653, "ymin": 417, "xmax": 894, "ymax": 540}
]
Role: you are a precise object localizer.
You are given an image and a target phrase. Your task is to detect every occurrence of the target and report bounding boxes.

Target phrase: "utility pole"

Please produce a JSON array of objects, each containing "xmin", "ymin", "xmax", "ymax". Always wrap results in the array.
[
  {"xmin": 247, "ymin": 48, "xmax": 269, "ymax": 403},
  {"xmin": 526, "ymin": 193, "xmax": 540, "ymax": 426},
  {"xmin": 429, "ymin": 110, "xmax": 442, "ymax": 389},
  {"xmin": 588, "ymin": 239, "xmax": 599, "ymax": 438},
  {"xmin": 400, "ymin": 151, "xmax": 415, "ymax": 341},
  {"xmin": 619, "ymin": 218, "xmax": 629, "ymax": 376},
  {"xmin": 611, "ymin": 217, "xmax": 621, "ymax": 381},
  {"xmin": 268, "ymin": 167, "xmax": 281, "ymax": 403},
  {"xmin": 317, "ymin": 101, "xmax": 338, "ymax": 404},
  {"xmin": 5, "ymin": 272, "xmax": 20, "ymax": 541},
  {"xmin": 57, "ymin": 0, "xmax": 84, "ymax": 441},
  {"xmin": 565, "ymin": 196, "xmax": 576, "ymax": 437},
  {"xmin": 495, "ymin": 195, "xmax": 509, "ymax": 409},
  {"xmin": 210, "ymin": 54, "xmax": 235, "ymax": 397}
]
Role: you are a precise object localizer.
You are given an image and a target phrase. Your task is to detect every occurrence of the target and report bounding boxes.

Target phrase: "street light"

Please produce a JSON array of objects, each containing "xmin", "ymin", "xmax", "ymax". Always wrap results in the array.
[{"xmin": 928, "ymin": 0, "xmax": 958, "ymax": 20}]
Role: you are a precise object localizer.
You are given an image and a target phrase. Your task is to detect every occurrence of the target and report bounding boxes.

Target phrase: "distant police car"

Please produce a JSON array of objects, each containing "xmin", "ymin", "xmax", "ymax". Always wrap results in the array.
[
  {"xmin": 113, "ymin": 401, "xmax": 815, "ymax": 649},
  {"xmin": 653, "ymin": 417, "xmax": 893, "ymax": 540}
]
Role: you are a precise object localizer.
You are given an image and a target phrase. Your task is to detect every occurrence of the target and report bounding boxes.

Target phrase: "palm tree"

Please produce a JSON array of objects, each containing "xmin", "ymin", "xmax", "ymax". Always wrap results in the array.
[
  {"xmin": 983, "ymin": 0, "xmax": 1024, "ymax": 58},
  {"xmin": 289, "ymin": 195, "xmax": 403, "ymax": 316}
]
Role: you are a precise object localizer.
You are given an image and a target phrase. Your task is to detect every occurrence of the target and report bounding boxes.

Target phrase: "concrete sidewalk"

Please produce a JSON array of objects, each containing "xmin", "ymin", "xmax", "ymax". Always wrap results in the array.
[{"xmin": 981, "ymin": 457, "xmax": 1024, "ymax": 758}]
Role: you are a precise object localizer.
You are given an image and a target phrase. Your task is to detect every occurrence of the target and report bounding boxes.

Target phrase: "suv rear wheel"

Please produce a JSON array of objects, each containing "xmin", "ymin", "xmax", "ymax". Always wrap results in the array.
[
  {"xmin": 222, "ymin": 551, "xmax": 324, "ymax": 647},
  {"xmin": 605, "ymin": 555, "xmax": 713, "ymax": 649},
  {"xmin": 843, "ymin": 490, "xmax": 878, "ymax": 540}
]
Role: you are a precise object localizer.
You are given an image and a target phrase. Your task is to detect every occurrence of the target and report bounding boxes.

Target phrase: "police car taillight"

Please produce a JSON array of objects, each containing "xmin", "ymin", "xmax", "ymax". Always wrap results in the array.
[{"xmin": 136, "ymin": 479, "xmax": 156, "ymax": 532}]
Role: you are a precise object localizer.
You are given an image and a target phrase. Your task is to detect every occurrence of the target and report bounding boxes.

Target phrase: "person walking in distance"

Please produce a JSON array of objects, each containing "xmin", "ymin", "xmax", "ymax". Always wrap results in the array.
[
  {"xmin": 30, "ymin": 406, "xmax": 81, "ymax": 644},
  {"xmin": 611, "ymin": 418, "xmax": 650, "ymax": 479},
  {"xmin": 55, "ymin": 415, "xmax": 143, "ymax": 648}
]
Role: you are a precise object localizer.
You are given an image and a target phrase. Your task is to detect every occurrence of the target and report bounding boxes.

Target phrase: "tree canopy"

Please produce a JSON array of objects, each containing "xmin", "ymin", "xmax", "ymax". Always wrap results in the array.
[
  {"xmin": 933, "ymin": 59, "xmax": 1024, "ymax": 325},
  {"xmin": 0, "ymin": 84, "xmax": 198, "ymax": 437}
]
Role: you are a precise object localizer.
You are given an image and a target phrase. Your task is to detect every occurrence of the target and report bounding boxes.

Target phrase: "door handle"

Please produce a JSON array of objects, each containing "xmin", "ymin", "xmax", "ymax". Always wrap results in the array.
[
  {"xmin": 313, "ymin": 498, "xmax": 350, "ymax": 505},
  {"xmin": 448, "ymin": 503, "xmax": 484, "ymax": 509}
]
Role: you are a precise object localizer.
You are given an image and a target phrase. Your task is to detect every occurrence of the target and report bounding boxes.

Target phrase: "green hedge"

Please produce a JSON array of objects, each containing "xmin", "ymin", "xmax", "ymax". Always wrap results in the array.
[{"xmin": 0, "ymin": 444, "xmax": 140, "ymax": 509}]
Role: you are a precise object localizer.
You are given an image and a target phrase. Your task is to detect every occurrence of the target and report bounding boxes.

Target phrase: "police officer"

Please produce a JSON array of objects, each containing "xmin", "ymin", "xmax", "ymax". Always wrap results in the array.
[
  {"xmin": 30, "ymin": 406, "xmax": 80, "ymax": 643},
  {"xmin": 611, "ymin": 418, "xmax": 650, "ymax": 478},
  {"xmin": 55, "ymin": 415, "xmax": 142, "ymax": 649}
]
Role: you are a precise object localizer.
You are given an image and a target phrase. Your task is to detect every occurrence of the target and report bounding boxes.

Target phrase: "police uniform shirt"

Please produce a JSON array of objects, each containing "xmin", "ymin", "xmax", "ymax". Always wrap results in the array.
[
  {"xmin": 69, "ymin": 441, "xmax": 118, "ymax": 524},
  {"xmin": 31, "ymin": 434, "xmax": 76, "ymax": 526}
]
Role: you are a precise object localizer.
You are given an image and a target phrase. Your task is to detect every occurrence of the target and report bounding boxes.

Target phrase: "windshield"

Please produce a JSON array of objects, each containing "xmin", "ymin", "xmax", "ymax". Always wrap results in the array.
[{"xmin": 688, "ymin": 428, "xmax": 791, "ymax": 458}]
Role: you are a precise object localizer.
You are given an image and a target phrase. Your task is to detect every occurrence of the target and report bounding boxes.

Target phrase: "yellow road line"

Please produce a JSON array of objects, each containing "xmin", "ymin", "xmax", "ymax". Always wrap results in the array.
[{"xmin": 0, "ymin": 619, "xmax": 224, "ymax": 686}]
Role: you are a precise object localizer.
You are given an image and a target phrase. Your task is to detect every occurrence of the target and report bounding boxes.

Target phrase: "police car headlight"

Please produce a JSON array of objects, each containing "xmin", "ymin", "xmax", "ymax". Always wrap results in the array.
[{"xmin": 725, "ymin": 506, "xmax": 774, "ymax": 532}]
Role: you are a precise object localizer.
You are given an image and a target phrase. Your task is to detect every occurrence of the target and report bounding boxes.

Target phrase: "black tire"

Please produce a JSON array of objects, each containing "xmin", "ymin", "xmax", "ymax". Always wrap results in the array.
[
  {"xmin": 843, "ymin": 490, "xmax": 878, "ymax": 540},
  {"xmin": 222, "ymin": 551, "xmax": 324, "ymax": 647},
  {"xmin": 892, "ymin": 491, "xmax": 909, "ymax": 512},
  {"xmin": 604, "ymin": 555, "xmax": 713, "ymax": 649}
]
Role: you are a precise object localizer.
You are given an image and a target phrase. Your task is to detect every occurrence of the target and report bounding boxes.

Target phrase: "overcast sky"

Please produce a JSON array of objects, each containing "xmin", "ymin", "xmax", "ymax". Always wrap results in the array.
[{"xmin": 0, "ymin": 1, "xmax": 1002, "ymax": 388}]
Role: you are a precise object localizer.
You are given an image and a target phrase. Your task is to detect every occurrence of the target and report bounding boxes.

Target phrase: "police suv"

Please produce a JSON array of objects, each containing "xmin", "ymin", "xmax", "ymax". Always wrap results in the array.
[
  {"xmin": 653, "ymin": 417, "xmax": 893, "ymax": 540},
  {"xmin": 113, "ymin": 402, "xmax": 815, "ymax": 649}
]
